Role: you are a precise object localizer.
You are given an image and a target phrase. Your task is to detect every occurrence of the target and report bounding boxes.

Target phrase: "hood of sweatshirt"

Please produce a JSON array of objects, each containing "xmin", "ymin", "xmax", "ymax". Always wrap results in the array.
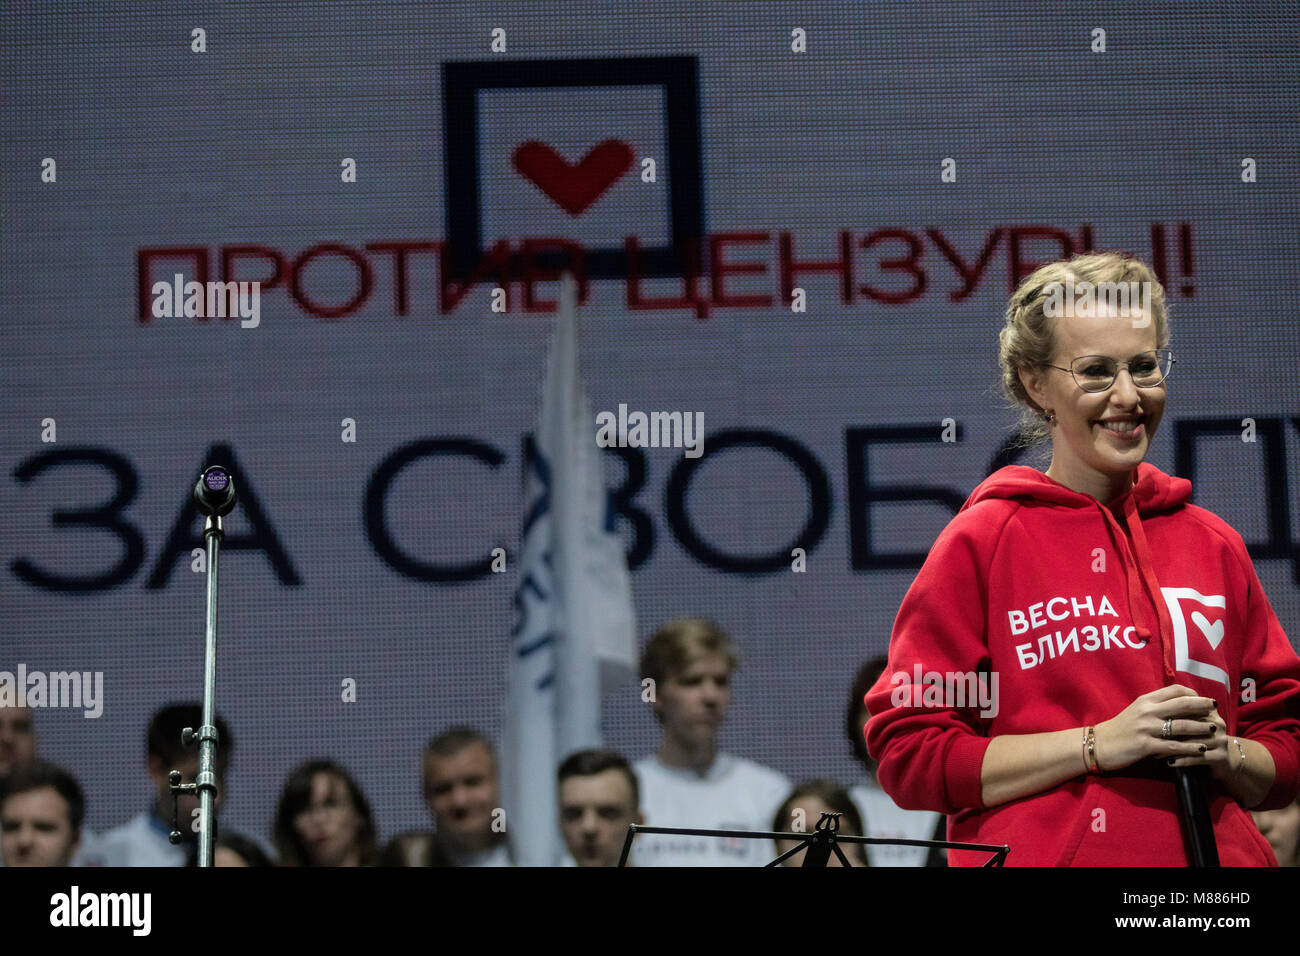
[
  {"xmin": 960, "ymin": 461, "xmax": 1193, "ymax": 677},
  {"xmin": 961, "ymin": 461, "xmax": 1191, "ymax": 515}
]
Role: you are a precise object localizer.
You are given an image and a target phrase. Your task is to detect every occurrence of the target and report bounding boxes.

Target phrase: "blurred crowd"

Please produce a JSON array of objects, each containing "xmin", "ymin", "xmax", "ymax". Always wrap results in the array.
[{"xmin": 3, "ymin": 617, "xmax": 1297, "ymax": 867}]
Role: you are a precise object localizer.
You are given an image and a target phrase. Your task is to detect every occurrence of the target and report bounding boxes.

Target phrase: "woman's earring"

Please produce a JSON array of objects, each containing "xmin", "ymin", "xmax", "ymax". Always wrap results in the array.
[{"xmin": 1044, "ymin": 409, "xmax": 1056, "ymax": 425}]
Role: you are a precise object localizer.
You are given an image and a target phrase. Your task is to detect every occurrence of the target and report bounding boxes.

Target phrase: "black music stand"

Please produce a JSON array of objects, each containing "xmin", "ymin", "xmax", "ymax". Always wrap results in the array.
[{"xmin": 617, "ymin": 811, "xmax": 1009, "ymax": 867}]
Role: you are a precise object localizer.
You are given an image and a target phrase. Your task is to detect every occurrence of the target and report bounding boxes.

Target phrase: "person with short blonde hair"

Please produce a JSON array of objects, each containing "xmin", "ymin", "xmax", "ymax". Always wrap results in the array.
[
  {"xmin": 1000, "ymin": 252, "xmax": 1171, "ymax": 448},
  {"xmin": 865, "ymin": 251, "xmax": 1300, "ymax": 866},
  {"xmin": 639, "ymin": 617, "xmax": 740, "ymax": 695},
  {"xmin": 632, "ymin": 617, "xmax": 790, "ymax": 866}
]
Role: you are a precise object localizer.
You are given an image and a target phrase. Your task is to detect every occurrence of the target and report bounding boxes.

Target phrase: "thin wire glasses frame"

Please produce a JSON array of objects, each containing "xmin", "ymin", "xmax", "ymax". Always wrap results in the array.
[{"xmin": 1045, "ymin": 348, "xmax": 1175, "ymax": 392}]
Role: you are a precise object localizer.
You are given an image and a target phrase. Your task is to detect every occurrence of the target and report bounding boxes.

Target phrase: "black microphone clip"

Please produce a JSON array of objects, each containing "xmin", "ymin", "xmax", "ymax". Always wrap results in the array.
[{"xmin": 193, "ymin": 465, "xmax": 238, "ymax": 518}]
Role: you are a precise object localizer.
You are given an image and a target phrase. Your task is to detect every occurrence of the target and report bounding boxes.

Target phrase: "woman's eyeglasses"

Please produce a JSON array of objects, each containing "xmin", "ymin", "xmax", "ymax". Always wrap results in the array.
[{"xmin": 1046, "ymin": 349, "xmax": 1174, "ymax": 392}]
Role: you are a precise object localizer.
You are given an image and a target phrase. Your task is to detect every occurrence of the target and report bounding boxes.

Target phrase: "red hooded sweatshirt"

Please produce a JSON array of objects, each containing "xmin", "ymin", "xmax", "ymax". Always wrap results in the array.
[{"xmin": 864, "ymin": 462, "xmax": 1300, "ymax": 866}]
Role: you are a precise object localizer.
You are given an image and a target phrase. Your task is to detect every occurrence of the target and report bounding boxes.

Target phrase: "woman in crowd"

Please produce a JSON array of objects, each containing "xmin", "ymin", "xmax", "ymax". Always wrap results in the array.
[
  {"xmin": 771, "ymin": 780, "xmax": 868, "ymax": 866},
  {"xmin": 273, "ymin": 759, "xmax": 378, "ymax": 866}
]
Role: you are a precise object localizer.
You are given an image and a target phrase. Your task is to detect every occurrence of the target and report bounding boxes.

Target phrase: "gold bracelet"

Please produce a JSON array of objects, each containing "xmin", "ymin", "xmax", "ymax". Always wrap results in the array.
[{"xmin": 1081, "ymin": 726, "xmax": 1099, "ymax": 774}]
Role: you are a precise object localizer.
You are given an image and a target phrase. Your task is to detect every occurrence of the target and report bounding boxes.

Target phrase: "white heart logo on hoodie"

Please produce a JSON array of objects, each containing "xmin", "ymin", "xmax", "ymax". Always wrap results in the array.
[
  {"xmin": 1163, "ymin": 588, "xmax": 1229, "ymax": 691},
  {"xmin": 1191, "ymin": 610, "xmax": 1225, "ymax": 650}
]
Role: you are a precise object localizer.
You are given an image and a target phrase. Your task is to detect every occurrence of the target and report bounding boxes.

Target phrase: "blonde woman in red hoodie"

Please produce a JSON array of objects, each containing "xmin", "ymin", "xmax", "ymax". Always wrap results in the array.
[{"xmin": 864, "ymin": 252, "xmax": 1300, "ymax": 865}]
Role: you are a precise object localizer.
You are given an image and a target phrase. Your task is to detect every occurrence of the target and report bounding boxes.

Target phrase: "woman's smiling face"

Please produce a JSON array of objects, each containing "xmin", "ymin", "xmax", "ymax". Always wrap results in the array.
[{"xmin": 1020, "ymin": 305, "xmax": 1167, "ymax": 501}]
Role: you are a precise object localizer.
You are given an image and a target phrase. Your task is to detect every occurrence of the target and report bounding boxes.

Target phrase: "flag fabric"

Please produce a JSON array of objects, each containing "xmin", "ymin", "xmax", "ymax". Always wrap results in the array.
[{"xmin": 503, "ymin": 272, "xmax": 638, "ymax": 866}]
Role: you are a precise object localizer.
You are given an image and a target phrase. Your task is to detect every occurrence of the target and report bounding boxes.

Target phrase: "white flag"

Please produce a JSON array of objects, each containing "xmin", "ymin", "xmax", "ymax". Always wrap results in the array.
[{"xmin": 503, "ymin": 272, "xmax": 637, "ymax": 866}]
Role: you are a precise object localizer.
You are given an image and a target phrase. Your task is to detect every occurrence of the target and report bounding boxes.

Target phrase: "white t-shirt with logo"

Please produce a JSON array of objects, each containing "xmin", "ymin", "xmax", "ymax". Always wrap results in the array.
[
  {"xmin": 631, "ymin": 753, "xmax": 791, "ymax": 867},
  {"xmin": 849, "ymin": 781, "xmax": 943, "ymax": 867}
]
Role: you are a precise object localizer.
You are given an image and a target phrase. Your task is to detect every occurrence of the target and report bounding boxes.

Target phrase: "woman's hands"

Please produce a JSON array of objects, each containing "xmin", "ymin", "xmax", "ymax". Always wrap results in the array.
[
  {"xmin": 1170, "ymin": 699, "xmax": 1234, "ymax": 781},
  {"xmin": 1094, "ymin": 684, "xmax": 1220, "ymax": 772},
  {"xmin": 980, "ymin": 684, "xmax": 1267, "ymax": 811}
]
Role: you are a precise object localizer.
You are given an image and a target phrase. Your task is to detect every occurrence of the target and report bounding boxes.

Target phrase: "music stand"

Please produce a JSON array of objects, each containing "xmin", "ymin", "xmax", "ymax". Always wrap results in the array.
[{"xmin": 617, "ymin": 811, "xmax": 1009, "ymax": 867}]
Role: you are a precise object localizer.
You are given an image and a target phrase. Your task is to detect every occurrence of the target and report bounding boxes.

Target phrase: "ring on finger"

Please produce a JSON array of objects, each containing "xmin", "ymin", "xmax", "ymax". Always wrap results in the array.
[{"xmin": 1161, "ymin": 718, "xmax": 1173, "ymax": 739}]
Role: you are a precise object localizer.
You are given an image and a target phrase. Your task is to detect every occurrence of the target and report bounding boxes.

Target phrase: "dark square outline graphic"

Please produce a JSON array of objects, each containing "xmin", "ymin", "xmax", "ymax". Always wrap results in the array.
[{"xmin": 442, "ymin": 56, "xmax": 703, "ymax": 281}]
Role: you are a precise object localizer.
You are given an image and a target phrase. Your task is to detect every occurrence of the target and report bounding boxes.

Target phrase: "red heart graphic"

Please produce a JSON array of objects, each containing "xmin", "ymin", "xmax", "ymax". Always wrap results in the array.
[{"xmin": 512, "ymin": 140, "xmax": 633, "ymax": 215}]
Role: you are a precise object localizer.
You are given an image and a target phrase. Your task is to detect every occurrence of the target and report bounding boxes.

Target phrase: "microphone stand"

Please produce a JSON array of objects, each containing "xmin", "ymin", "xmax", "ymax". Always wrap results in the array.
[
  {"xmin": 168, "ymin": 465, "xmax": 238, "ymax": 868},
  {"xmin": 618, "ymin": 811, "xmax": 1010, "ymax": 867}
]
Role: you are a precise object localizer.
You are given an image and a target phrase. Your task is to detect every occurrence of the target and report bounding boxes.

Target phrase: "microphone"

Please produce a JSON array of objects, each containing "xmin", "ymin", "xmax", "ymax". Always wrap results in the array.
[
  {"xmin": 193, "ymin": 465, "xmax": 237, "ymax": 517},
  {"xmin": 1173, "ymin": 765, "xmax": 1219, "ymax": 866}
]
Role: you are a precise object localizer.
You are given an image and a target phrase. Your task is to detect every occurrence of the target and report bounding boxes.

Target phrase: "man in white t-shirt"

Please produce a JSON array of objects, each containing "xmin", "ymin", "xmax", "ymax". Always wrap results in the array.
[
  {"xmin": 631, "ymin": 618, "xmax": 791, "ymax": 867},
  {"xmin": 846, "ymin": 655, "xmax": 945, "ymax": 866}
]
